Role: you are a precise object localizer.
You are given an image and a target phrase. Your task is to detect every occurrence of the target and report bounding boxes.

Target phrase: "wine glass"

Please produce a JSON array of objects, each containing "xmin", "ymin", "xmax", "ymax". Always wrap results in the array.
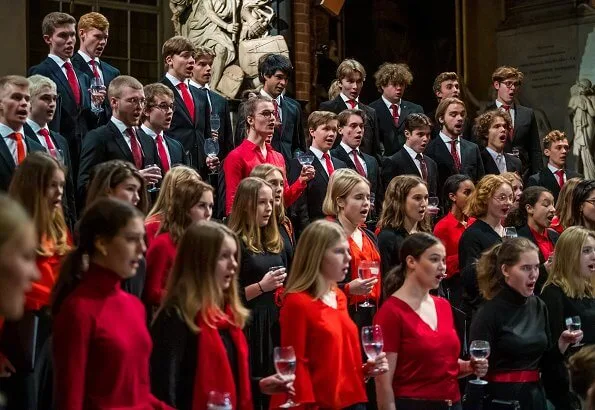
[
  {"xmin": 207, "ymin": 391, "xmax": 232, "ymax": 410},
  {"xmin": 428, "ymin": 196, "xmax": 440, "ymax": 215},
  {"xmin": 358, "ymin": 260, "xmax": 380, "ymax": 307},
  {"xmin": 144, "ymin": 164, "xmax": 160, "ymax": 193},
  {"xmin": 469, "ymin": 340, "xmax": 490, "ymax": 385},
  {"xmin": 274, "ymin": 346, "xmax": 298, "ymax": 408},
  {"xmin": 503, "ymin": 227, "xmax": 518, "ymax": 238},
  {"xmin": 361, "ymin": 325, "xmax": 384, "ymax": 361},
  {"xmin": 90, "ymin": 76, "xmax": 105, "ymax": 113},
  {"xmin": 204, "ymin": 138, "xmax": 220, "ymax": 175},
  {"xmin": 297, "ymin": 151, "xmax": 314, "ymax": 166},
  {"xmin": 565, "ymin": 316, "xmax": 584, "ymax": 347},
  {"xmin": 210, "ymin": 113, "xmax": 221, "ymax": 134},
  {"xmin": 512, "ymin": 147, "xmax": 520, "ymax": 157}
]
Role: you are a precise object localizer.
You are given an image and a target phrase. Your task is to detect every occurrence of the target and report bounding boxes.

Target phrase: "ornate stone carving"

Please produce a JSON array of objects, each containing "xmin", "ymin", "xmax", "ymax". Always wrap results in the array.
[{"xmin": 569, "ymin": 79, "xmax": 595, "ymax": 179}]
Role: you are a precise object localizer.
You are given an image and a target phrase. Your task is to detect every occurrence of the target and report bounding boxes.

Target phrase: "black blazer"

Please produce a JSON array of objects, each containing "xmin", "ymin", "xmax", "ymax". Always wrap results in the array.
[
  {"xmin": 288, "ymin": 149, "xmax": 347, "ymax": 235},
  {"xmin": 484, "ymin": 102, "xmax": 543, "ymax": 174},
  {"xmin": 425, "ymin": 135, "xmax": 485, "ymax": 189},
  {"xmin": 234, "ymin": 95, "xmax": 306, "ymax": 165},
  {"xmin": 368, "ymin": 98, "xmax": 424, "ymax": 156},
  {"xmin": 319, "ymin": 96, "xmax": 382, "ymax": 161},
  {"xmin": 480, "ymin": 149, "xmax": 522, "ymax": 175},
  {"xmin": 0, "ymin": 133, "xmax": 46, "ymax": 191},
  {"xmin": 28, "ymin": 57, "xmax": 97, "ymax": 175},
  {"xmin": 160, "ymin": 77, "xmax": 209, "ymax": 178},
  {"xmin": 381, "ymin": 147, "xmax": 438, "ymax": 198},
  {"xmin": 136, "ymin": 127, "xmax": 186, "ymax": 172},
  {"xmin": 525, "ymin": 167, "xmax": 581, "ymax": 203},
  {"xmin": 71, "ymin": 52, "xmax": 120, "ymax": 123},
  {"xmin": 77, "ymin": 121, "xmax": 159, "ymax": 201},
  {"xmin": 23, "ymin": 123, "xmax": 77, "ymax": 226},
  {"xmin": 193, "ymin": 87, "xmax": 234, "ymax": 160},
  {"xmin": 517, "ymin": 224, "xmax": 559, "ymax": 295}
]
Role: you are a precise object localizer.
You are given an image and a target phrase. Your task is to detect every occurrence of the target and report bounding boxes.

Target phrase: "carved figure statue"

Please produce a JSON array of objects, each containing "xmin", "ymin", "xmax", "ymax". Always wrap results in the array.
[{"xmin": 569, "ymin": 79, "xmax": 595, "ymax": 179}]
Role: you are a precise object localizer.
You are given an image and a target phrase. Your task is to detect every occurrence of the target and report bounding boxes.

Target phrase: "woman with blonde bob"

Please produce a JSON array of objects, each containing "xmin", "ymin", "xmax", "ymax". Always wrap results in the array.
[
  {"xmin": 150, "ymin": 221, "xmax": 292, "ymax": 409},
  {"xmin": 143, "ymin": 180, "xmax": 214, "ymax": 308},
  {"xmin": 270, "ymin": 220, "xmax": 388, "ymax": 410},
  {"xmin": 323, "ymin": 168, "xmax": 381, "ymax": 328},
  {"xmin": 551, "ymin": 177, "xmax": 582, "ymax": 234},
  {"xmin": 540, "ymin": 226, "xmax": 595, "ymax": 410},
  {"xmin": 145, "ymin": 166, "xmax": 201, "ymax": 246}
]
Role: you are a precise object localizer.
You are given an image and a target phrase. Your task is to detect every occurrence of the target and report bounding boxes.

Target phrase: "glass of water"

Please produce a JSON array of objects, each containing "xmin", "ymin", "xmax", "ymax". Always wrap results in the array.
[
  {"xmin": 428, "ymin": 196, "xmax": 440, "ymax": 215},
  {"xmin": 358, "ymin": 260, "xmax": 380, "ymax": 307},
  {"xmin": 210, "ymin": 113, "xmax": 221, "ymax": 134},
  {"xmin": 565, "ymin": 316, "xmax": 583, "ymax": 347},
  {"xmin": 204, "ymin": 138, "xmax": 220, "ymax": 174},
  {"xmin": 274, "ymin": 346, "xmax": 298, "ymax": 408},
  {"xmin": 90, "ymin": 76, "xmax": 105, "ymax": 113},
  {"xmin": 503, "ymin": 227, "xmax": 518, "ymax": 238},
  {"xmin": 361, "ymin": 325, "xmax": 384, "ymax": 361},
  {"xmin": 297, "ymin": 151, "xmax": 314, "ymax": 166},
  {"xmin": 144, "ymin": 164, "xmax": 160, "ymax": 193},
  {"xmin": 469, "ymin": 340, "xmax": 490, "ymax": 385},
  {"xmin": 207, "ymin": 391, "xmax": 232, "ymax": 410}
]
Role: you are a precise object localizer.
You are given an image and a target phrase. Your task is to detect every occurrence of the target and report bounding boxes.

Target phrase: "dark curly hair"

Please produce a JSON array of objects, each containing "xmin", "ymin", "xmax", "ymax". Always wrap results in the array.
[{"xmin": 473, "ymin": 110, "xmax": 512, "ymax": 146}]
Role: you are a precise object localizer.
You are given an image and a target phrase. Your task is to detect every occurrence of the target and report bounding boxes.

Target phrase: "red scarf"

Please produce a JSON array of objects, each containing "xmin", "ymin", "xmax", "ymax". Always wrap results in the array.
[{"xmin": 193, "ymin": 306, "xmax": 253, "ymax": 410}]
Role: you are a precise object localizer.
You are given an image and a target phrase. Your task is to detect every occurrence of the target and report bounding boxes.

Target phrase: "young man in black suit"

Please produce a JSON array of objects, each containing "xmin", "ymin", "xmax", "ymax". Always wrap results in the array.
[
  {"xmin": 382, "ymin": 113, "xmax": 439, "ymax": 197},
  {"xmin": 161, "ymin": 36, "xmax": 215, "ymax": 179},
  {"xmin": 426, "ymin": 97, "xmax": 485, "ymax": 189},
  {"xmin": 484, "ymin": 66, "xmax": 542, "ymax": 174},
  {"xmin": 319, "ymin": 58, "xmax": 381, "ymax": 159},
  {"xmin": 72, "ymin": 12, "xmax": 120, "ymax": 122},
  {"xmin": 138, "ymin": 83, "xmax": 186, "ymax": 173},
  {"xmin": 369, "ymin": 63, "xmax": 424, "ymax": 156},
  {"xmin": 474, "ymin": 110, "xmax": 522, "ymax": 175},
  {"xmin": 289, "ymin": 111, "xmax": 347, "ymax": 234},
  {"xmin": 0, "ymin": 76, "xmax": 46, "ymax": 191},
  {"xmin": 24, "ymin": 75, "xmax": 77, "ymax": 226},
  {"xmin": 234, "ymin": 53, "xmax": 306, "ymax": 165},
  {"xmin": 526, "ymin": 130, "xmax": 580, "ymax": 202},
  {"xmin": 29, "ymin": 12, "xmax": 100, "ymax": 177},
  {"xmin": 77, "ymin": 75, "xmax": 161, "ymax": 203}
]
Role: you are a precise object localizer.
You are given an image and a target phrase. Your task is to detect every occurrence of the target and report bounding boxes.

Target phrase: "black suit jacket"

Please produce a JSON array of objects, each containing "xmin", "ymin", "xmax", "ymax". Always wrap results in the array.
[
  {"xmin": 425, "ymin": 136, "xmax": 485, "ymax": 189},
  {"xmin": 71, "ymin": 52, "xmax": 120, "ymax": 123},
  {"xmin": 234, "ymin": 95, "xmax": 306, "ymax": 165},
  {"xmin": 288, "ymin": 150, "xmax": 347, "ymax": 235},
  {"xmin": 526, "ymin": 167, "xmax": 581, "ymax": 203},
  {"xmin": 160, "ymin": 77, "xmax": 209, "ymax": 178},
  {"xmin": 77, "ymin": 121, "xmax": 159, "ymax": 201},
  {"xmin": 484, "ymin": 102, "xmax": 542, "ymax": 174},
  {"xmin": 193, "ymin": 87, "xmax": 234, "ymax": 159},
  {"xmin": 28, "ymin": 57, "xmax": 97, "ymax": 175},
  {"xmin": 517, "ymin": 224, "xmax": 559, "ymax": 294},
  {"xmin": 319, "ymin": 96, "xmax": 382, "ymax": 160},
  {"xmin": 369, "ymin": 98, "xmax": 424, "ymax": 156},
  {"xmin": 381, "ymin": 147, "xmax": 439, "ymax": 198},
  {"xmin": 480, "ymin": 149, "xmax": 522, "ymax": 175},
  {"xmin": 23, "ymin": 123, "xmax": 77, "ymax": 226},
  {"xmin": 136, "ymin": 127, "xmax": 185, "ymax": 173},
  {"xmin": 0, "ymin": 133, "xmax": 46, "ymax": 191}
]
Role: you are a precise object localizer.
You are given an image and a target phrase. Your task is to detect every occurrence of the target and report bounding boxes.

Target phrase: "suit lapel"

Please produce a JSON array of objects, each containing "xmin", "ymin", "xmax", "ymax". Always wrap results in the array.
[
  {"xmin": 22, "ymin": 123, "xmax": 38, "ymax": 142},
  {"xmin": 47, "ymin": 58, "xmax": 76, "ymax": 105},
  {"xmin": 110, "ymin": 122, "xmax": 135, "ymax": 162},
  {"xmin": 163, "ymin": 77, "xmax": 193, "ymax": 124},
  {"xmin": 402, "ymin": 150, "xmax": 422, "ymax": 178},
  {"xmin": 397, "ymin": 103, "xmax": 412, "ymax": 128},
  {"xmin": 460, "ymin": 140, "xmax": 472, "ymax": 166},
  {"xmin": 309, "ymin": 149, "xmax": 329, "ymax": 184},
  {"xmin": 280, "ymin": 98, "xmax": 292, "ymax": 137},
  {"xmin": 0, "ymin": 137, "xmax": 16, "ymax": 170},
  {"xmin": 333, "ymin": 95, "xmax": 349, "ymax": 112}
]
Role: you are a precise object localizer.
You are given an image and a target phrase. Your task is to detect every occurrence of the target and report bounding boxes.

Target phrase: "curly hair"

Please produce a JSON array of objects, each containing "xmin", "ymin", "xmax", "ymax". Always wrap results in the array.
[
  {"xmin": 432, "ymin": 72, "xmax": 459, "ymax": 95},
  {"xmin": 374, "ymin": 63, "xmax": 413, "ymax": 91},
  {"xmin": 473, "ymin": 110, "xmax": 512, "ymax": 146},
  {"xmin": 465, "ymin": 174, "xmax": 511, "ymax": 218},
  {"xmin": 377, "ymin": 175, "xmax": 431, "ymax": 232},
  {"xmin": 492, "ymin": 66, "xmax": 524, "ymax": 83},
  {"xmin": 543, "ymin": 129, "xmax": 568, "ymax": 150}
]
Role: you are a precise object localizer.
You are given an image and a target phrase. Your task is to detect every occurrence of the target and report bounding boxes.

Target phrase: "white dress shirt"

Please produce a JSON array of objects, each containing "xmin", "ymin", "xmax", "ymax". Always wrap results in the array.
[
  {"xmin": 439, "ymin": 131, "xmax": 461, "ymax": 160},
  {"xmin": 486, "ymin": 147, "xmax": 506, "ymax": 174},
  {"xmin": 48, "ymin": 54, "xmax": 78, "ymax": 83},
  {"xmin": 340, "ymin": 141, "xmax": 368, "ymax": 175},
  {"xmin": 382, "ymin": 95, "xmax": 401, "ymax": 117},
  {"xmin": 310, "ymin": 146, "xmax": 332, "ymax": 176},
  {"xmin": 495, "ymin": 99, "xmax": 516, "ymax": 127},
  {"xmin": 403, "ymin": 144, "xmax": 423, "ymax": 175},
  {"xmin": 25, "ymin": 118, "xmax": 51, "ymax": 150},
  {"xmin": 77, "ymin": 50, "xmax": 104, "ymax": 83},
  {"xmin": 340, "ymin": 92, "xmax": 359, "ymax": 109},
  {"xmin": 165, "ymin": 72, "xmax": 191, "ymax": 99},
  {"xmin": 141, "ymin": 124, "xmax": 171, "ymax": 165},
  {"xmin": 548, "ymin": 163, "xmax": 566, "ymax": 183},
  {"xmin": 0, "ymin": 122, "xmax": 27, "ymax": 164}
]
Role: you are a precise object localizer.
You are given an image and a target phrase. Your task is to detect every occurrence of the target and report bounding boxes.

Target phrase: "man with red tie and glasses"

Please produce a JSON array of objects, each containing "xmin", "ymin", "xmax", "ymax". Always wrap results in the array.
[
  {"xmin": 369, "ymin": 63, "xmax": 424, "ymax": 157},
  {"xmin": 0, "ymin": 76, "xmax": 45, "ymax": 191},
  {"xmin": 77, "ymin": 75, "xmax": 161, "ymax": 205},
  {"xmin": 29, "ymin": 12, "xmax": 100, "ymax": 177},
  {"xmin": 160, "ymin": 36, "xmax": 215, "ymax": 179}
]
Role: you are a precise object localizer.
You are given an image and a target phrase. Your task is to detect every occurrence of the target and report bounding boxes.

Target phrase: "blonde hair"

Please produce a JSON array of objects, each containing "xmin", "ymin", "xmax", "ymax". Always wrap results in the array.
[
  {"xmin": 195, "ymin": 46, "xmax": 216, "ymax": 59},
  {"xmin": 435, "ymin": 97, "xmax": 466, "ymax": 124},
  {"xmin": 336, "ymin": 58, "xmax": 366, "ymax": 81},
  {"xmin": 28, "ymin": 75, "xmax": 57, "ymax": 99},
  {"xmin": 0, "ymin": 75, "xmax": 29, "ymax": 99},
  {"xmin": 465, "ymin": 174, "xmax": 511, "ymax": 218},
  {"xmin": 556, "ymin": 177, "xmax": 582, "ymax": 230},
  {"xmin": 0, "ymin": 193, "xmax": 35, "ymax": 254},
  {"xmin": 159, "ymin": 221, "xmax": 249, "ymax": 331},
  {"xmin": 147, "ymin": 166, "xmax": 201, "ymax": 219},
  {"xmin": 322, "ymin": 168, "xmax": 369, "ymax": 217},
  {"xmin": 328, "ymin": 80, "xmax": 341, "ymax": 100},
  {"xmin": 544, "ymin": 226, "xmax": 595, "ymax": 298},
  {"xmin": 501, "ymin": 171, "xmax": 522, "ymax": 188},
  {"xmin": 250, "ymin": 164, "xmax": 287, "ymax": 220},
  {"xmin": 228, "ymin": 177, "xmax": 282, "ymax": 254},
  {"xmin": 285, "ymin": 220, "xmax": 346, "ymax": 299},
  {"xmin": 108, "ymin": 75, "xmax": 143, "ymax": 100},
  {"xmin": 377, "ymin": 175, "xmax": 431, "ymax": 232}
]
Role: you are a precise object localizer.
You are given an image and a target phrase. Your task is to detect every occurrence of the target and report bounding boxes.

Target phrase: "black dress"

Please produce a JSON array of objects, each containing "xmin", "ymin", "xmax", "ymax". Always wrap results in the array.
[
  {"xmin": 377, "ymin": 226, "xmax": 408, "ymax": 276},
  {"xmin": 469, "ymin": 284, "xmax": 561, "ymax": 410},
  {"xmin": 539, "ymin": 284, "xmax": 595, "ymax": 410},
  {"xmin": 279, "ymin": 220, "xmax": 294, "ymax": 272}
]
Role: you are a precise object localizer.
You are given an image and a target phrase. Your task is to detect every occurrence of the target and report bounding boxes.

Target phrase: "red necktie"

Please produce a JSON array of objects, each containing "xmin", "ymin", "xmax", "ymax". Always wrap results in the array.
[
  {"xmin": 416, "ymin": 153, "xmax": 428, "ymax": 182},
  {"xmin": 347, "ymin": 99, "xmax": 357, "ymax": 109},
  {"xmin": 156, "ymin": 134, "xmax": 170, "ymax": 173},
  {"xmin": 449, "ymin": 139, "xmax": 461, "ymax": 172},
  {"xmin": 126, "ymin": 128, "xmax": 143, "ymax": 169},
  {"xmin": 391, "ymin": 104, "xmax": 399, "ymax": 126},
  {"xmin": 501, "ymin": 104, "xmax": 513, "ymax": 141},
  {"xmin": 322, "ymin": 152, "xmax": 334, "ymax": 175},
  {"xmin": 89, "ymin": 59, "xmax": 100, "ymax": 79},
  {"xmin": 273, "ymin": 99, "xmax": 282, "ymax": 130},
  {"xmin": 352, "ymin": 150, "xmax": 366, "ymax": 177},
  {"xmin": 64, "ymin": 61, "xmax": 81, "ymax": 105},
  {"xmin": 555, "ymin": 169, "xmax": 565, "ymax": 188},
  {"xmin": 9, "ymin": 132, "xmax": 26, "ymax": 164},
  {"xmin": 177, "ymin": 82, "xmax": 195, "ymax": 122},
  {"xmin": 38, "ymin": 128, "xmax": 56, "ymax": 153}
]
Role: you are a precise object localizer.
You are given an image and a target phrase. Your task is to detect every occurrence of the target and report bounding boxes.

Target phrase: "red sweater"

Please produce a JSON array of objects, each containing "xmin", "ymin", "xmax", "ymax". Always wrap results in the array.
[
  {"xmin": 52, "ymin": 263, "xmax": 172, "ymax": 410},
  {"xmin": 433, "ymin": 212, "xmax": 475, "ymax": 279},
  {"xmin": 144, "ymin": 232, "xmax": 177, "ymax": 306},
  {"xmin": 270, "ymin": 290, "xmax": 367, "ymax": 409},
  {"xmin": 144, "ymin": 215, "xmax": 163, "ymax": 248}
]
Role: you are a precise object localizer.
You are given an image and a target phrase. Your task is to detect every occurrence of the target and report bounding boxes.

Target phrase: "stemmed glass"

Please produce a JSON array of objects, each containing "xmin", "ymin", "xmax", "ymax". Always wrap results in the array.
[
  {"xmin": 274, "ymin": 346, "xmax": 298, "ymax": 408},
  {"xmin": 297, "ymin": 151, "xmax": 314, "ymax": 166},
  {"xmin": 565, "ymin": 316, "xmax": 584, "ymax": 347},
  {"xmin": 144, "ymin": 164, "xmax": 160, "ymax": 193},
  {"xmin": 428, "ymin": 196, "xmax": 440, "ymax": 215},
  {"xmin": 90, "ymin": 76, "xmax": 105, "ymax": 113},
  {"xmin": 469, "ymin": 340, "xmax": 490, "ymax": 385},
  {"xmin": 358, "ymin": 260, "xmax": 380, "ymax": 307},
  {"xmin": 512, "ymin": 147, "xmax": 520, "ymax": 157},
  {"xmin": 503, "ymin": 227, "xmax": 518, "ymax": 238},
  {"xmin": 210, "ymin": 113, "xmax": 221, "ymax": 134},
  {"xmin": 204, "ymin": 138, "xmax": 220, "ymax": 175},
  {"xmin": 207, "ymin": 391, "xmax": 232, "ymax": 410},
  {"xmin": 361, "ymin": 325, "xmax": 384, "ymax": 361}
]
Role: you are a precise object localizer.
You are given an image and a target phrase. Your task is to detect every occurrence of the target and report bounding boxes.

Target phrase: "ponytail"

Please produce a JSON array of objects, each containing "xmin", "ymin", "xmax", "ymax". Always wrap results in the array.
[
  {"xmin": 51, "ymin": 248, "xmax": 86, "ymax": 315},
  {"xmin": 383, "ymin": 264, "xmax": 406, "ymax": 299}
]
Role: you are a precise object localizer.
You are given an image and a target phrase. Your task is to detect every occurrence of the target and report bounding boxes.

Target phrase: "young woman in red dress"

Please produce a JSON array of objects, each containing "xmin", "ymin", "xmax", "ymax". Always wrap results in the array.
[
  {"xmin": 144, "ymin": 180, "xmax": 214, "ymax": 309},
  {"xmin": 51, "ymin": 198, "xmax": 172, "ymax": 410},
  {"xmin": 375, "ymin": 233, "xmax": 488, "ymax": 410},
  {"xmin": 270, "ymin": 220, "xmax": 388, "ymax": 410}
]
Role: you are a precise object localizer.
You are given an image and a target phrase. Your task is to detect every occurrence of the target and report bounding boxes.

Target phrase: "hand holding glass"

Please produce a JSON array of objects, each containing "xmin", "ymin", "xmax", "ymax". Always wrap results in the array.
[
  {"xmin": 274, "ymin": 346, "xmax": 298, "ymax": 408},
  {"xmin": 565, "ymin": 316, "xmax": 583, "ymax": 347},
  {"xmin": 204, "ymin": 138, "xmax": 220, "ymax": 174},
  {"xmin": 358, "ymin": 260, "xmax": 380, "ymax": 307},
  {"xmin": 428, "ymin": 197, "xmax": 440, "ymax": 215},
  {"xmin": 469, "ymin": 340, "xmax": 490, "ymax": 385},
  {"xmin": 361, "ymin": 325, "xmax": 384, "ymax": 361},
  {"xmin": 90, "ymin": 77, "xmax": 106, "ymax": 113}
]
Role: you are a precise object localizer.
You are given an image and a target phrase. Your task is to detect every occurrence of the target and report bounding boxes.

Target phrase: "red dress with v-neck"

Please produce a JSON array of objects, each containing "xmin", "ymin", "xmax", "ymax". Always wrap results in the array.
[{"xmin": 374, "ymin": 295, "xmax": 461, "ymax": 402}]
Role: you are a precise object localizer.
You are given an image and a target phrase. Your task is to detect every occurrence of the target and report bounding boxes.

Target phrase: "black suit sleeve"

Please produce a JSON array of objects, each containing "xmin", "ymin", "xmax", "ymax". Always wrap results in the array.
[
  {"xmin": 234, "ymin": 103, "xmax": 247, "ymax": 148},
  {"xmin": 459, "ymin": 232, "xmax": 484, "ymax": 308},
  {"xmin": 292, "ymin": 102, "xmax": 306, "ymax": 155},
  {"xmin": 378, "ymin": 229, "xmax": 404, "ymax": 277},
  {"xmin": 221, "ymin": 99, "xmax": 234, "ymax": 159},
  {"xmin": 527, "ymin": 111, "xmax": 543, "ymax": 174},
  {"xmin": 77, "ymin": 129, "xmax": 105, "ymax": 202},
  {"xmin": 474, "ymin": 146, "xmax": 485, "ymax": 181},
  {"xmin": 525, "ymin": 173, "xmax": 539, "ymax": 188},
  {"xmin": 60, "ymin": 140, "xmax": 77, "ymax": 227},
  {"xmin": 319, "ymin": 100, "xmax": 333, "ymax": 111}
]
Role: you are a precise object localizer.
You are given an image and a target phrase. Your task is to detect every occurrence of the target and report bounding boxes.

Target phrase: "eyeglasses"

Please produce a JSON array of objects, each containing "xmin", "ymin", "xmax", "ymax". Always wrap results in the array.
[
  {"xmin": 150, "ymin": 103, "xmax": 175, "ymax": 112},
  {"xmin": 493, "ymin": 194, "xmax": 514, "ymax": 203},
  {"xmin": 256, "ymin": 110, "xmax": 275, "ymax": 118},
  {"xmin": 119, "ymin": 97, "xmax": 146, "ymax": 107},
  {"xmin": 500, "ymin": 80, "xmax": 521, "ymax": 89}
]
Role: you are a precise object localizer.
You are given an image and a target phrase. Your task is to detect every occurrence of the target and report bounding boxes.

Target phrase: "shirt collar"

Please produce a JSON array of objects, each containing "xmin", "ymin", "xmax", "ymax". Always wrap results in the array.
[
  {"xmin": 529, "ymin": 225, "xmax": 549, "ymax": 241},
  {"xmin": 260, "ymin": 89, "xmax": 281, "ymax": 105},
  {"xmin": 439, "ymin": 131, "xmax": 459, "ymax": 144},
  {"xmin": 0, "ymin": 122, "xmax": 24, "ymax": 138},
  {"xmin": 140, "ymin": 124, "xmax": 158, "ymax": 139},
  {"xmin": 166, "ymin": 72, "xmax": 187, "ymax": 88},
  {"xmin": 486, "ymin": 147, "xmax": 502, "ymax": 161},
  {"xmin": 340, "ymin": 92, "xmax": 359, "ymax": 105},
  {"xmin": 48, "ymin": 54, "xmax": 69, "ymax": 68},
  {"xmin": 309, "ymin": 146, "xmax": 326, "ymax": 159},
  {"xmin": 495, "ymin": 100, "xmax": 514, "ymax": 110},
  {"xmin": 340, "ymin": 141, "xmax": 357, "ymax": 155},
  {"xmin": 26, "ymin": 118, "xmax": 45, "ymax": 134},
  {"xmin": 110, "ymin": 116, "xmax": 131, "ymax": 135},
  {"xmin": 382, "ymin": 95, "xmax": 399, "ymax": 110},
  {"xmin": 77, "ymin": 50, "xmax": 99, "ymax": 64},
  {"xmin": 189, "ymin": 79, "xmax": 209, "ymax": 90},
  {"xmin": 403, "ymin": 144, "xmax": 420, "ymax": 160},
  {"xmin": 547, "ymin": 163, "xmax": 562, "ymax": 174}
]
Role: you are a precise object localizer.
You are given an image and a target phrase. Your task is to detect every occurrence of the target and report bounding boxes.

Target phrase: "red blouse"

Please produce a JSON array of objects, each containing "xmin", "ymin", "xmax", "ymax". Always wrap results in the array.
[
  {"xmin": 270, "ymin": 290, "xmax": 367, "ymax": 409},
  {"xmin": 550, "ymin": 216, "xmax": 565, "ymax": 235},
  {"xmin": 374, "ymin": 295, "xmax": 461, "ymax": 402},
  {"xmin": 144, "ymin": 232, "xmax": 177, "ymax": 306},
  {"xmin": 529, "ymin": 226, "xmax": 555, "ymax": 262},
  {"xmin": 53, "ymin": 263, "xmax": 172, "ymax": 410},
  {"xmin": 144, "ymin": 214, "xmax": 163, "ymax": 248},
  {"xmin": 433, "ymin": 212, "xmax": 475, "ymax": 279},
  {"xmin": 346, "ymin": 229, "xmax": 382, "ymax": 305}
]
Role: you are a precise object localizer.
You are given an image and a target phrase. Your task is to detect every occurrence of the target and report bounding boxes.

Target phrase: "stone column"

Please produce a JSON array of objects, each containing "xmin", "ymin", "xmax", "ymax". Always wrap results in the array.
[{"xmin": 293, "ymin": 0, "xmax": 312, "ymax": 102}]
